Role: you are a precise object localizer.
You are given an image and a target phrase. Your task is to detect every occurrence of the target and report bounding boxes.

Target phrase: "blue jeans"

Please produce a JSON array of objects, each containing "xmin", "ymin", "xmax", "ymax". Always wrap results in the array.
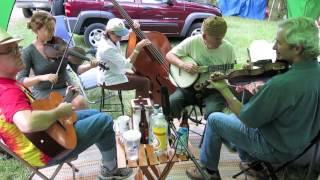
[
  {"xmin": 169, "ymin": 88, "xmax": 226, "ymax": 119},
  {"xmin": 200, "ymin": 112, "xmax": 284, "ymax": 171},
  {"xmin": 48, "ymin": 109, "xmax": 115, "ymax": 165}
]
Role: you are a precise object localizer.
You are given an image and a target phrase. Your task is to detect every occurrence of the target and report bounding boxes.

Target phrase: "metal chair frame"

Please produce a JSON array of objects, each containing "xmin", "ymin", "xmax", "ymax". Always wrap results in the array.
[{"xmin": 0, "ymin": 141, "xmax": 78, "ymax": 180}]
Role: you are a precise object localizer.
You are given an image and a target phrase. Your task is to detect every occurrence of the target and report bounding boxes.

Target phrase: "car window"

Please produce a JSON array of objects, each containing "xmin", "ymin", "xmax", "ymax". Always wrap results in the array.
[{"xmin": 141, "ymin": 0, "xmax": 166, "ymax": 4}]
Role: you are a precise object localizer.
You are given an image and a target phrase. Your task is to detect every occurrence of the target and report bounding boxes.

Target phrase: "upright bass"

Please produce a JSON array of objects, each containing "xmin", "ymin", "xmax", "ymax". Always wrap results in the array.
[{"xmin": 109, "ymin": 0, "xmax": 176, "ymax": 105}]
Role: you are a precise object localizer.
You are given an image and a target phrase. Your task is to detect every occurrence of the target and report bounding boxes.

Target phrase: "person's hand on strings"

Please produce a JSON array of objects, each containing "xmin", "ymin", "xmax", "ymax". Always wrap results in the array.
[
  {"xmin": 90, "ymin": 60, "xmax": 99, "ymax": 68},
  {"xmin": 65, "ymin": 85, "xmax": 80, "ymax": 99},
  {"xmin": 180, "ymin": 62, "xmax": 199, "ymax": 74},
  {"xmin": 133, "ymin": 20, "xmax": 140, "ymax": 29},
  {"xmin": 207, "ymin": 71, "xmax": 229, "ymax": 92},
  {"xmin": 135, "ymin": 39, "xmax": 151, "ymax": 52}
]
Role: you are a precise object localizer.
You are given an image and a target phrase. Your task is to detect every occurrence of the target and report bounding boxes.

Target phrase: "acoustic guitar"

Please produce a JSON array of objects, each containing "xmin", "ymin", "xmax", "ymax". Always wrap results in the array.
[
  {"xmin": 23, "ymin": 90, "xmax": 78, "ymax": 158},
  {"xmin": 169, "ymin": 56, "xmax": 234, "ymax": 89}
]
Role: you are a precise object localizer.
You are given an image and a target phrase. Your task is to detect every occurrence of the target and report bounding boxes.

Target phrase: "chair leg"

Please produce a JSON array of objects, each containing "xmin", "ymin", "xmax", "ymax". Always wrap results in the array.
[
  {"xmin": 49, "ymin": 163, "xmax": 64, "ymax": 180},
  {"xmin": 28, "ymin": 168, "xmax": 51, "ymax": 180},
  {"xmin": 118, "ymin": 90, "xmax": 124, "ymax": 115},
  {"xmin": 100, "ymin": 88, "xmax": 105, "ymax": 112},
  {"xmin": 66, "ymin": 162, "xmax": 78, "ymax": 180},
  {"xmin": 28, "ymin": 172, "xmax": 35, "ymax": 180},
  {"xmin": 199, "ymin": 123, "xmax": 207, "ymax": 148},
  {"xmin": 67, "ymin": 162, "xmax": 79, "ymax": 172}
]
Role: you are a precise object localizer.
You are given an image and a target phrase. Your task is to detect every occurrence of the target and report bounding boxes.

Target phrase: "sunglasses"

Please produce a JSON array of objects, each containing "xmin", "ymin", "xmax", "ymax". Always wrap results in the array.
[{"xmin": 0, "ymin": 46, "xmax": 22, "ymax": 56}]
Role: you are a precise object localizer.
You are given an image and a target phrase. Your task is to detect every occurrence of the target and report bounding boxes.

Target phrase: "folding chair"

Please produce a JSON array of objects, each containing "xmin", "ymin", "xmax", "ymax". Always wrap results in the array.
[
  {"xmin": 0, "ymin": 140, "xmax": 78, "ymax": 180},
  {"xmin": 54, "ymin": 15, "xmax": 75, "ymax": 47},
  {"xmin": 73, "ymin": 67, "xmax": 124, "ymax": 114},
  {"xmin": 233, "ymin": 130, "xmax": 320, "ymax": 180}
]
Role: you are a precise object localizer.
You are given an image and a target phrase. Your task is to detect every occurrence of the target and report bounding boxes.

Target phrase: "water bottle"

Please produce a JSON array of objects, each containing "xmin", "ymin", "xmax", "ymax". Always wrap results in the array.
[
  {"xmin": 152, "ymin": 112, "xmax": 168, "ymax": 155},
  {"xmin": 176, "ymin": 110, "xmax": 189, "ymax": 155},
  {"xmin": 149, "ymin": 104, "xmax": 160, "ymax": 144}
]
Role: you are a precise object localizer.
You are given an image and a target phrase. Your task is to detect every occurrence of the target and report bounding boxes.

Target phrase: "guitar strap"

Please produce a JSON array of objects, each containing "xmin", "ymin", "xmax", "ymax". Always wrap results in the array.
[
  {"xmin": 16, "ymin": 83, "xmax": 35, "ymax": 102},
  {"xmin": 16, "ymin": 83, "xmax": 68, "ymax": 158}
]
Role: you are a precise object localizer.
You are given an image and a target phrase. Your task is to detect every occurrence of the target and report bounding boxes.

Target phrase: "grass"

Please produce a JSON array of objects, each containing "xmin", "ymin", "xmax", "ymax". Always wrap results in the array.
[{"xmin": 3, "ymin": 14, "xmax": 279, "ymax": 179}]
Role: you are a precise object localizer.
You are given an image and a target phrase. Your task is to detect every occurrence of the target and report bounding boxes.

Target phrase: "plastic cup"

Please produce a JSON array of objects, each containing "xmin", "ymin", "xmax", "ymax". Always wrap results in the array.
[{"xmin": 122, "ymin": 130, "xmax": 141, "ymax": 160}]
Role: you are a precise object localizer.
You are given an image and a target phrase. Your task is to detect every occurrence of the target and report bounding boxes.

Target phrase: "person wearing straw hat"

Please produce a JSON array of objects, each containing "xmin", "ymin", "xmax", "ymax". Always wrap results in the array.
[{"xmin": 0, "ymin": 28, "xmax": 132, "ymax": 180}]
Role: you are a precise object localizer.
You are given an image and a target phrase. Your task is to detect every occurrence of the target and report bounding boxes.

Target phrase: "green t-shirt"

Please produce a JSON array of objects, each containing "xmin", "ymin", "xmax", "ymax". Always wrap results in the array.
[
  {"xmin": 240, "ymin": 60, "xmax": 320, "ymax": 159},
  {"xmin": 169, "ymin": 34, "xmax": 236, "ymax": 84},
  {"xmin": 170, "ymin": 34, "xmax": 236, "ymax": 66}
]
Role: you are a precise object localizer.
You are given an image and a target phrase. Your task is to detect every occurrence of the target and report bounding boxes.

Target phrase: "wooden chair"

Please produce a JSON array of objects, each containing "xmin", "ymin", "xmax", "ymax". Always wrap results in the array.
[{"xmin": 0, "ymin": 141, "xmax": 78, "ymax": 180}]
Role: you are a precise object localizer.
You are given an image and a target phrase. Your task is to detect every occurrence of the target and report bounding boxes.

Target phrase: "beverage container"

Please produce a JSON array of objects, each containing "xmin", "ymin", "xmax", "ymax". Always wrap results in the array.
[
  {"xmin": 176, "ymin": 110, "xmax": 189, "ymax": 155},
  {"xmin": 132, "ymin": 106, "xmax": 141, "ymax": 131},
  {"xmin": 149, "ymin": 104, "xmax": 160, "ymax": 144},
  {"xmin": 113, "ymin": 115, "xmax": 130, "ymax": 143},
  {"xmin": 122, "ymin": 130, "xmax": 141, "ymax": 160},
  {"xmin": 152, "ymin": 112, "xmax": 168, "ymax": 155},
  {"xmin": 139, "ymin": 103, "xmax": 149, "ymax": 144}
]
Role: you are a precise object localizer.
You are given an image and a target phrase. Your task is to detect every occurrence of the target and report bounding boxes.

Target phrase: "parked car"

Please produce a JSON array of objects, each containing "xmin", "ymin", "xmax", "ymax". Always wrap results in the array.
[
  {"xmin": 49, "ymin": 0, "xmax": 65, "ymax": 16},
  {"xmin": 15, "ymin": 0, "xmax": 51, "ymax": 18},
  {"xmin": 63, "ymin": 0, "xmax": 222, "ymax": 47}
]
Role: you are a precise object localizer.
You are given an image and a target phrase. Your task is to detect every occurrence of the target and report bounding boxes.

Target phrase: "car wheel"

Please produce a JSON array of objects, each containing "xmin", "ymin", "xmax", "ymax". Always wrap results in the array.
[
  {"xmin": 187, "ymin": 22, "xmax": 202, "ymax": 37},
  {"xmin": 22, "ymin": 8, "xmax": 33, "ymax": 18},
  {"xmin": 84, "ymin": 23, "xmax": 106, "ymax": 48},
  {"xmin": 51, "ymin": 0, "xmax": 65, "ymax": 15}
]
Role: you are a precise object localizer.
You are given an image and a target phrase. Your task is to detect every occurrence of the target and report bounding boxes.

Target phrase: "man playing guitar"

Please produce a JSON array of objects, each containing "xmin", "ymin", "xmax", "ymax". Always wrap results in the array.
[
  {"xmin": 0, "ymin": 28, "xmax": 132, "ymax": 180},
  {"xmin": 166, "ymin": 16, "xmax": 236, "ymax": 119}
]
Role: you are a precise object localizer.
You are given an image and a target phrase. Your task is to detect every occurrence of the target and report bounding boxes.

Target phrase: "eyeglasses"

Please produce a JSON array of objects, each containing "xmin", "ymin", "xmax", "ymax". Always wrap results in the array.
[{"xmin": 0, "ymin": 46, "xmax": 22, "ymax": 56}]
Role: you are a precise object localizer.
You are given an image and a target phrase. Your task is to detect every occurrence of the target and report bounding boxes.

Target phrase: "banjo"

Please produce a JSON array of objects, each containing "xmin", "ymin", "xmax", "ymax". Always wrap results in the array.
[{"xmin": 169, "ymin": 56, "xmax": 234, "ymax": 89}]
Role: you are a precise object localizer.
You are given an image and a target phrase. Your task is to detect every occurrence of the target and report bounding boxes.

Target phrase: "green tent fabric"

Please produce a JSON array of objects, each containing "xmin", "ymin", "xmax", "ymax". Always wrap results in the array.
[
  {"xmin": 0, "ymin": 0, "xmax": 15, "ymax": 30},
  {"xmin": 287, "ymin": 0, "xmax": 320, "ymax": 20}
]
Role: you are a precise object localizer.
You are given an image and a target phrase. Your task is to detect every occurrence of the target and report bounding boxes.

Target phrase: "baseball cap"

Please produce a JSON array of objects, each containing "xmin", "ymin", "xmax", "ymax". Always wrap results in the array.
[
  {"xmin": 106, "ymin": 18, "xmax": 129, "ymax": 37},
  {"xmin": 0, "ymin": 28, "xmax": 22, "ymax": 45}
]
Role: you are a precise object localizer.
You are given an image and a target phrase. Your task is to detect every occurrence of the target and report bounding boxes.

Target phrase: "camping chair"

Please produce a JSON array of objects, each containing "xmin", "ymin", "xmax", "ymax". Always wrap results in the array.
[
  {"xmin": 54, "ymin": 15, "xmax": 75, "ymax": 47},
  {"xmin": 233, "ymin": 130, "xmax": 320, "ymax": 180},
  {"xmin": 0, "ymin": 140, "xmax": 78, "ymax": 180},
  {"xmin": 75, "ymin": 67, "xmax": 124, "ymax": 114}
]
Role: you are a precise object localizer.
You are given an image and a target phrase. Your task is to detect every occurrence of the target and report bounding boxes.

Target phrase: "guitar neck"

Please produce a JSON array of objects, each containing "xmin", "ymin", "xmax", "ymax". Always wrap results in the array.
[
  {"xmin": 64, "ymin": 91, "xmax": 76, "ymax": 103},
  {"xmin": 207, "ymin": 63, "xmax": 235, "ymax": 73}
]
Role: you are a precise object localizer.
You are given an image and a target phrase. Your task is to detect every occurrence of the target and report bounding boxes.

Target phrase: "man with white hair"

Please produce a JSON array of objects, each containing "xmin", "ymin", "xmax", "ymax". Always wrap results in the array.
[{"xmin": 187, "ymin": 16, "xmax": 320, "ymax": 180}]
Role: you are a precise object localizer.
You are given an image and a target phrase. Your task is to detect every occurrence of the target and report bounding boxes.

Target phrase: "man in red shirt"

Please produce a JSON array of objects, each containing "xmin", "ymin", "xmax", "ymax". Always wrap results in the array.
[{"xmin": 0, "ymin": 28, "xmax": 132, "ymax": 180}]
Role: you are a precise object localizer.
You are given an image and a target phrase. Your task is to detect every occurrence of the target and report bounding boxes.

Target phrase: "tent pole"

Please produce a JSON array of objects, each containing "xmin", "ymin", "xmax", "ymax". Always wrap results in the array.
[{"xmin": 268, "ymin": 0, "xmax": 276, "ymax": 21}]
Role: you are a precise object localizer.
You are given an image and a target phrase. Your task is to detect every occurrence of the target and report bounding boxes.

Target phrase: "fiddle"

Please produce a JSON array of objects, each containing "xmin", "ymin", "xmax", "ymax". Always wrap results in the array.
[
  {"xmin": 44, "ymin": 36, "xmax": 109, "ymax": 71},
  {"xmin": 194, "ymin": 61, "xmax": 289, "ymax": 91}
]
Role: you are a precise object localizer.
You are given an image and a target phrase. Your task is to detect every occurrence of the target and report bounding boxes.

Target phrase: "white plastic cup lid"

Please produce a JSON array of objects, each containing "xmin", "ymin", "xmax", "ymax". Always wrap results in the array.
[
  {"xmin": 123, "ymin": 130, "xmax": 141, "ymax": 142},
  {"xmin": 117, "ymin": 115, "xmax": 130, "ymax": 121}
]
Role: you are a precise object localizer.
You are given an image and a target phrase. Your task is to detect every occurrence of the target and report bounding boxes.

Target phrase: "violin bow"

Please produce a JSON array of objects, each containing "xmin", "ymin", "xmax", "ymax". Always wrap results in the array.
[{"xmin": 50, "ymin": 16, "xmax": 81, "ymax": 90}]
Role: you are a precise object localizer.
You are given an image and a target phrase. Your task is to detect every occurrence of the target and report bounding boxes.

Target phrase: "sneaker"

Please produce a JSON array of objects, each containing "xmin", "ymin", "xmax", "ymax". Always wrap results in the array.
[
  {"xmin": 98, "ymin": 165, "xmax": 133, "ymax": 180},
  {"xmin": 239, "ymin": 161, "xmax": 269, "ymax": 179},
  {"xmin": 186, "ymin": 167, "xmax": 221, "ymax": 180}
]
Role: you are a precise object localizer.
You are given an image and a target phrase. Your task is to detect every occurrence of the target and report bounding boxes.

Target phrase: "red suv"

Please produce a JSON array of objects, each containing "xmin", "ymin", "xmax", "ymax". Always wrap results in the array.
[{"xmin": 64, "ymin": 0, "xmax": 221, "ymax": 47}]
